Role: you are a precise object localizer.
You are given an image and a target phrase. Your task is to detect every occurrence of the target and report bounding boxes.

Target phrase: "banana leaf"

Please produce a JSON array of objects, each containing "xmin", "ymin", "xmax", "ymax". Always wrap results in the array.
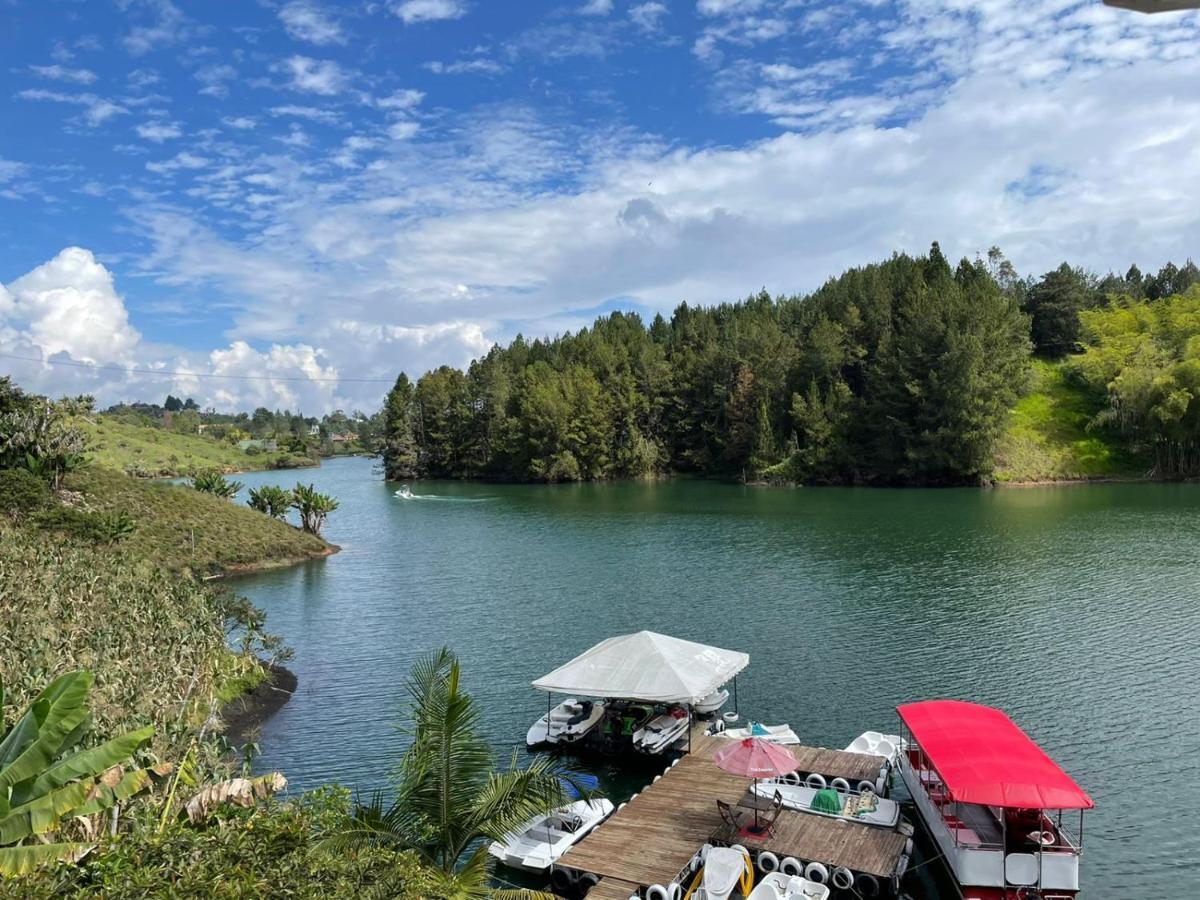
[
  {"xmin": 0, "ymin": 672, "xmax": 93, "ymax": 790},
  {"xmin": 74, "ymin": 767, "xmax": 153, "ymax": 817},
  {"xmin": 15, "ymin": 726, "xmax": 153, "ymax": 804},
  {"xmin": 0, "ymin": 841, "xmax": 92, "ymax": 877},
  {"xmin": 0, "ymin": 780, "xmax": 92, "ymax": 844}
]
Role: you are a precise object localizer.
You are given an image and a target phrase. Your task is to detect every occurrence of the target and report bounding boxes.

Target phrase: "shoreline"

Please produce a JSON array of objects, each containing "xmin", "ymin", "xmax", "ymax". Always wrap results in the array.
[
  {"xmin": 212, "ymin": 542, "xmax": 341, "ymax": 579},
  {"xmin": 221, "ymin": 661, "xmax": 298, "ymax": 748}
]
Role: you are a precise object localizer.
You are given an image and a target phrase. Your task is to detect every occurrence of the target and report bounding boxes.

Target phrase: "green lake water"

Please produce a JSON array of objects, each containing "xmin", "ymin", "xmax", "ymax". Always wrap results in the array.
[{"xmin": 230, "ymin": 456, "xmax": 1200, "ymax": 899}]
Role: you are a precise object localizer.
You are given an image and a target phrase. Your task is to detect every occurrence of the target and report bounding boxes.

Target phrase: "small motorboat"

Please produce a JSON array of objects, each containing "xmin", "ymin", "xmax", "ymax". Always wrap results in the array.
[
  {"xmin": 526, "ymin": 699, "xmax": 606, "ymax": 748},
  {"xmin": 488, "ymin": 793, "xmax": 613, "ymax": 872},
  {"xmin": 716, "ymin": 723, "xmax": 800, "ymax": 745},
  {"xmin": 746, "ymin": 872, "xmax": 830, "ymax": 900},
  {"xmin": 753, "ymin": 780, "xmax": 900, "ymax": 828},
  {"xmin": 394, "ymin": 485, "xmax": 415, "ymax": 499},
  {"xmin": 633, "ymin": 706, "xmax": 690, "ymax": 754},
  {"xmin": 844, "ymin": 730, "xmax": 903, "ymax": 763},
  {"xmin": 682, "ymin": 846, "xmax": 754, "ymax": 900},
  {"xmin": 693, "ymin": 688, "xmax": 730, "ymax": 716}
]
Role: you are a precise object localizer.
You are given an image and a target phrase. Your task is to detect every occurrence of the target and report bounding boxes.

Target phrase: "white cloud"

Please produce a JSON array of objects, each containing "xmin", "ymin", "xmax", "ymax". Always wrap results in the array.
[
  {"xmin": 122, "ymin": 0, "xmax": 191, "ymax": 56},
  {"xmin": 387, "ymin": 120, "xmax": 420, "ymax": 140},
  {"xmin": 374, "ymin": 89, "xmax": 425, "ymax": 110},
  {"xmin": 391, "ymin": 0, "xmax": 468, "ymax": 25},
  {"xmin": 279, "ymin": 55, "xmax": 349, "ymax": 95},
  {"xmin": 424, "ymin": 58, "xmax": 504, "ymax": 75},
  {"xmin": 278, "ymin": 2, "xmax": 345, "ymax": 45},
  {"xmin": 146, "ymin": 151, "xmax": 209, "ymax": 173},
  {"xmin": 194, "ymin": 63, "xmax": 237, "ymax": 98},
  {"xmin": 270, "ymin": 104, "xmax": 343, "ymax": 124},
  {"xmin": 3, "ymin": 248, "xmax": 140, "ymax": 363},
  {"xmin": 578, "ymin": 0, "xmax": 613, "ymax": 14},
  {"xmin": 16, "ymin": 89, "xmax": 127, "ymax": 126},
  {"xmin": 28, "ymin": 64, "xmax": 97, "ymax": 85},
  {"xmin": 629, "ymin": 2, "xmax": 668, "ymax": 32},
  {"xmin": 222, "ymin": 116, "xmax": 258, "ymax": 129},
  {"xmin": 136, "ymin": 121, "xmax": 182, "ymax": 142}
]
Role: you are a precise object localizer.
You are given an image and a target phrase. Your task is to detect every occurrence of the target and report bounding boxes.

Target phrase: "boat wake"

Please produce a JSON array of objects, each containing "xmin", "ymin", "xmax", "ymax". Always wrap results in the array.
[{"xmin": 393, "ymin": 486, "xmax": 492, "ymax": 503}]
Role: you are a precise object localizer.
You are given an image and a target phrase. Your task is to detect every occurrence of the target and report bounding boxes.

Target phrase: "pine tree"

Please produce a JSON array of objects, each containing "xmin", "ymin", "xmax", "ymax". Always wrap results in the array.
[{"xmin": 382, "ymin": 373, "xmax": 420, "ymax": 480}]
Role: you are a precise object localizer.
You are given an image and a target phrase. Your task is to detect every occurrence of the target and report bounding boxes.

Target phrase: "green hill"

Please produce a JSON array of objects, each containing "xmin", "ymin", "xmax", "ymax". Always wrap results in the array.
[
  {"xmin": 82, "ymin": 416, "xmax": 313, "ymax": 477},
  {"xmin": 66, "ymin": 466, "xmax": 334, "ymax": 574},
  {"xmin": 993, "ymin": 359, "xmax": 1148, "ymax": 483}
]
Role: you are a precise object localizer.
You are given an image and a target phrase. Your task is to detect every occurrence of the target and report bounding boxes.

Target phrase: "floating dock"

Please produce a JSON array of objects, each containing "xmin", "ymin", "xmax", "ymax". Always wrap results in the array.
[{"xmin": 557, "ymin": 729, "xmax": 907, "ymax": 895}]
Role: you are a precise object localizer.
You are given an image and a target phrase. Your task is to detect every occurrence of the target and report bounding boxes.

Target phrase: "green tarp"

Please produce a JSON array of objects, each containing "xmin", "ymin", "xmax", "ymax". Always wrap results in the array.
[{"xmin": 810, "ymin": 788, "xmax": 843, "ymax": 814}]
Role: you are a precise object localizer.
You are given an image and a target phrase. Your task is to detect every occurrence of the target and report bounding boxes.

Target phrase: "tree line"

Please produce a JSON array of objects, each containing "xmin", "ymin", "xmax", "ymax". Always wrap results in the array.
[{"xmin": 370, "ymin": 244, "xmax": 1195, "ymax": 486}]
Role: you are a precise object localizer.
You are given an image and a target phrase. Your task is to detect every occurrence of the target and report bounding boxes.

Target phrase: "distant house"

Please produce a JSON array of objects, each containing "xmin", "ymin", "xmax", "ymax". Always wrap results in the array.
[
  {"xmin": 238, "ymin": 439, "xmax": 278, "ymax": 452},
  {"xmin": 329, "ymin": 433, "xmax": 357, "ymax": 444},
  {"xmin": 308, "ymin": 424, "xmax": 320, "ymax": 437}
]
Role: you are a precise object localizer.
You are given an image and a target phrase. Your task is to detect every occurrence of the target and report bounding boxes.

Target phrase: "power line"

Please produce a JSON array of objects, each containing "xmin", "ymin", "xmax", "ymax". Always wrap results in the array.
[{"xmin": 0, "ymin": 352, "xmax": 397, "ymax": 385}]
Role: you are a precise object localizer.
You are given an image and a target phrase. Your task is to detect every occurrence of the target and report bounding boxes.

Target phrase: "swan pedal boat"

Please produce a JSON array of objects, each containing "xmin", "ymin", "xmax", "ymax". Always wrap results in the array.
[
  {"xmin": 716, "ymin": 723, "xmax": 800, "ymax": 745},
  {"xmin": 526, "ymin": 699, "xmax": 606, "ymax": 748},
  {"xmin": 753, "ymin": 781, "xmax": 900, "ymax": 828},
  {"xmin": 747, "ymin": 873, "xmax": 830, "ymax": 900},
  {"xmin": 683, "ymin": 847, "xmax": 754, "ymax": 900},
  {"xmin": 487, "ymin": 798, "xmax": 613, "ymax": 873},
  {"xmin": 843, "ymin": 730, "xmax": 904, "ymax": 763}
]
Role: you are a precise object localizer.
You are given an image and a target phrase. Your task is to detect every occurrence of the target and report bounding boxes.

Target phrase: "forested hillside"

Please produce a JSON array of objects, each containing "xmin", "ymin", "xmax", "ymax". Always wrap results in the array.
[{"xmin": 381, "ymin": 245, "xmax": 1200, "ymax": 486}]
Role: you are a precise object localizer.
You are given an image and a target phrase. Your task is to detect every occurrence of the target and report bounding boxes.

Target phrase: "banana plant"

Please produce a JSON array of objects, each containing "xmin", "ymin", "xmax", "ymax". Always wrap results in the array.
[{"xmin": 0, "ymin": 671, "xmax": 154, "ymax": 876}]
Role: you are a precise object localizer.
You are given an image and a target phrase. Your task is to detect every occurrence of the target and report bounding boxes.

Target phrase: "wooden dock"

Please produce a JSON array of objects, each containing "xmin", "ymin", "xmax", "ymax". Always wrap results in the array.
[{"xmin": 558, "ymin": 731, "xmax": 907, "ymax": 893}]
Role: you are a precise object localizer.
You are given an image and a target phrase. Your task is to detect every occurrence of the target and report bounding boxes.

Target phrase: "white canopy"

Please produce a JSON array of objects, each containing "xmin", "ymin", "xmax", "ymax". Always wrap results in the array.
[{"xmin": 531, "ymin": 631, "xmax": 749, "ymax": 704}]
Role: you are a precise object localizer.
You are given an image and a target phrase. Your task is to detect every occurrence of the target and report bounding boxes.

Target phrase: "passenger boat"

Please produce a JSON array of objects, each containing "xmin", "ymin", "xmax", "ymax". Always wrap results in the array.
[
  {"xmin": 682, "ymin": 846, "xmax": 755, "ymax": 900},
  {"xmin": 694, "ymin": 688, "xmax": 731, "ymax": 716},
  {"xmin": 844, "ymin": 730, "xmax": 904, "ymax": 764},
  {"xmin": 895, "ymin": 700, "xmax": 1092, "ymax": 900},
  {"xmin": 633, "ymin": 706, "xmax": 690, "ymax": 754},
  {"xmin": 488, "ymin": 788, "xmax": 613, "ymax": 873},
  {"xmin": 526, "ymin": 698, "xmax": 606, "ymax": 748},
  {"xmin": 752, "ymin": 779, "xmax": 901, "ymax": 828}
]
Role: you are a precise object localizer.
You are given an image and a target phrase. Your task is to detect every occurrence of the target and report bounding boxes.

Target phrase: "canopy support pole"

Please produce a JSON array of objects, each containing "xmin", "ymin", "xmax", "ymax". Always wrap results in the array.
[
  {"xmin": 687, "ymin": 705, "xmax": 693, "ymax": 755},
  {"xmin": 733, "ymin": 675, "xmax": 739, "ymax": 718}
]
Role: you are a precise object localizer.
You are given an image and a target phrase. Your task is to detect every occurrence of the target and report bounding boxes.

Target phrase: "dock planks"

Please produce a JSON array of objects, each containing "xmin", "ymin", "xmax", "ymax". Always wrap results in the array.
[{"xmin": 558, "ymin": 741, "xmax": 906, "ymax": 889}]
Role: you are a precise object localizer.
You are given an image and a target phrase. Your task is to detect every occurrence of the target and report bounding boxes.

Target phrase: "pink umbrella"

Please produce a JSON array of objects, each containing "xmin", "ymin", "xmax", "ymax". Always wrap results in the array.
[{"xmin": 713, "ymin": 738, "xmax": 799, "ymax": 832}]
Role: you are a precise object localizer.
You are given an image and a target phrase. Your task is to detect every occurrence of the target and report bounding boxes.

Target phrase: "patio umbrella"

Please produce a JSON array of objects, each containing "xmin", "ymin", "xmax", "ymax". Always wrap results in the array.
[{"xmin": 712, "ymin": 737, "xmax": 798, "ymax": 831}]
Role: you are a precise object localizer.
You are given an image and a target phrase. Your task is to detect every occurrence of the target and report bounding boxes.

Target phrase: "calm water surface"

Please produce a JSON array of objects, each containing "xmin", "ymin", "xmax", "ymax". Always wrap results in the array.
[{"xmin": 230, "ymin": 457, "xmax": 1200, "ymax": 899}]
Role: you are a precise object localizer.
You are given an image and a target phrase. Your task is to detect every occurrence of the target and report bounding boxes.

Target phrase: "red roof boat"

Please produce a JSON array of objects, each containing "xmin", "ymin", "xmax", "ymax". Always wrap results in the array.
[{"xmin": 896, "ymin": 700, "xmax": 1091, "ymax": 900}]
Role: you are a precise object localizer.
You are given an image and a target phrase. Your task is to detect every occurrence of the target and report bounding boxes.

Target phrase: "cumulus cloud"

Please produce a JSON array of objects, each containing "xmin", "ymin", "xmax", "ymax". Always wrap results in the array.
[
  {"xmin": 16, "ymin": 89, "xmax": 127, "ymax": 126},
  {"xmin": 3, "ymin": 248, "xmax": 141, "ymax": 363},
  {"xmin": 222, "ymin": 116, "xmax": 258, "ymax": 130},
  {"xmin": 28, "ymin": 64, "xmax": 97, "ymax": 85},
  {"xmin": 391, "ymin": 0, "xmax": 468, "ymax": 25},
  {"xmin": 279, "ymin": 55, "xmax": 349, "ymax": 95},
  {"xmin": 136, "ymin": 121, "xmax": 182, "ymax": 142},
  {"xmin": 629, "ymin": 2, "xmax": 668, "ymax": 32},
  {"xmin": 579, "ymin": 0, "xmax": 613, "ymax": 14},
  {"xmin": 278, "ymin": 2, "xmax": 345, "ymax": 45},
  {"xmin": 122, "ymin": 0, "xmax": 192, "ymax": 56}
]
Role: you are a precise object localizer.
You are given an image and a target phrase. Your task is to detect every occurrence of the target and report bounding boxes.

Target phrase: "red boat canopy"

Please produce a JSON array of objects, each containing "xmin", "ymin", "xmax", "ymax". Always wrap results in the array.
[{"xmin": 898, "ymin": 700, "xmax": 1094, "ymax": 810}]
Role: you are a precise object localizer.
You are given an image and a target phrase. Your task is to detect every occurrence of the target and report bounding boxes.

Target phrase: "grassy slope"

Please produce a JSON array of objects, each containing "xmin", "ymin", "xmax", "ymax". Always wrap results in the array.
[
  {"xmin": 67, "ymin": 466, "xmax": 332, "ymax": 573},
  {"xmin": 82, "ymin": 416, "xmax": 312, "ymax": 477},
  {"xmin": 993, "ymin": 359, "xmax": 1148, "ymax": 483}
]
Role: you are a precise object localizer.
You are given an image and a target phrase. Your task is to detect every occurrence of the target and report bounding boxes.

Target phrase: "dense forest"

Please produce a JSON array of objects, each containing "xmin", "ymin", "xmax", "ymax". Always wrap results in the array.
[{"xmin": 381, "ymin": 245, "xmax": 1200, "ymax": 486}]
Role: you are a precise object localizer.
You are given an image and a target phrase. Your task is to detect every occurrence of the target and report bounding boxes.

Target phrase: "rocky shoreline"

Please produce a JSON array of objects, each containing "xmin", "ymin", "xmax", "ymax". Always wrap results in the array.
[{"xmin": 221, "ymin": 661, "xmax": 298, "ymax": 749}]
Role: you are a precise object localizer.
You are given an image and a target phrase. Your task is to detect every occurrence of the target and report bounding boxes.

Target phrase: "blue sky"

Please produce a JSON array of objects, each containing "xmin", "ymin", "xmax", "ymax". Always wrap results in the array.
[{"xmin": 2, "ymin": 0, "xmax": 1199, "ymax": 413}]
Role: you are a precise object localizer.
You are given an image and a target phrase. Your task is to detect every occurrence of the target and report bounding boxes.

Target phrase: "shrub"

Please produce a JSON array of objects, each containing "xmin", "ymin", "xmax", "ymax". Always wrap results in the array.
[
  {"xmin": 189, "ymin": 471, "xmax": 243, "ymax": 500},
  {"xmin": 0, "ymin": 468, "xmax": 52, "ymax": 523},
  {"xmin": 247, "ymin": 485, "xmax": 292, "ymax": 520},
  {"xmin": 31, "ymin": 507, "xmax": 137, "ymax": 546},
  {"xmin": 290, "ymin": 484, "xmax": 337, "ymax": 536}
]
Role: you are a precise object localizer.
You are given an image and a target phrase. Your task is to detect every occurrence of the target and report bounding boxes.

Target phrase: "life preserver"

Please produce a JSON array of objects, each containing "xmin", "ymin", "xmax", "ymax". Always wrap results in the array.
[
  {"xmin": 783, "ymin": 771, "xmax": 801, "ymax": 786},
  {"xmin": 805, "ymin": 773, "xmax": 827, "ymax": 790},
  {"xmin": 550, "ymin": 867, "xmax": 575, "ymax": 893},
  {"xmin": 756, "ymin": 851, "xmax": 779, "ymax": 874},
  {"xmin": 830, "ymin": 777, "xmax": 850, "ymax": 793},
  {"xmin": 653, "ymin": 775, "xmax": 662, "ymax": 783},
  {"xmin": 857, "ymin": 872, "xmax": 880, "ymax": 897},
  {"xmin": 667, "ymin": 883, "xmax": 682, "ymax": 900},
  {"xmin": 831, "ymin": 867, "xmax": 854, "ymax": 890},
  {"xmin": 857, "ymin": 780, "xmax": 875, "ymax": 795},
  {"xmin": 779, "ymin": 857, "xmax": 803, "ymax": 877},
  {"xmin": 874, "ymin": 773, "xmax": 888, "ymax": 795},
  {"xmin": 896, "ymin": 854, "xmax": 909, "ymax": 878},
  {"xmin": 646, "ymin": 884, "xmax": 670, "ymax": 900},
  {"xmin": 803, "ymin": 862, "xmax": 828, "ymax": 884},
  {"xmin": 904, "ymin": 837, "xmax": 914, "ymax": 857},
  {"xmin": 579, "ymin": 873, "xmax": 600, "ymax": 892},
  {"xmin": 700, "ymin": 844, "xmax": 713, "ymax": 862}
]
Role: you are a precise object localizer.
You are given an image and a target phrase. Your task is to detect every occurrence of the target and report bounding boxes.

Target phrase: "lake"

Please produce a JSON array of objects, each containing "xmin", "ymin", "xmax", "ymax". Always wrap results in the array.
[{"xmin": 229, "ymin": 456, "xmax": 1200, "ymax": 899}]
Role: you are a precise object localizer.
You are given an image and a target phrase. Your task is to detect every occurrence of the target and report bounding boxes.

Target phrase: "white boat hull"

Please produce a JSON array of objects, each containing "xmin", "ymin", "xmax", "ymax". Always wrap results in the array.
[
  {"xmin": 488, "ymin": 799, "xmax": 614, "ymax": 873},
  {"xmin": 693, "ymin": 688, "xmax": 730, "ymax": 716},
  {"xmin": 716, "ymin": 723, "xmax": 800, "ymax": 745},
  {"xmin": 753, "ymin": 781, "xmax": 900, "ymax": 828},
  {"xmin": 747, "ymin": 872, "xmax": 830, "ymax": 900},
  {"xmin": 526, "ymin": 699, "xmax": 606, "ymax": 748},
  {"xmin": 633, "ymin": 710, "xmax": 689, "ymax": 754}
]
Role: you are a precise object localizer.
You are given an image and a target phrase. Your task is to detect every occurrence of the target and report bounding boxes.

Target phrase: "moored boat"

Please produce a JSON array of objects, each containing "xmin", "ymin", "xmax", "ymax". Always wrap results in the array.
[
  {"xmin": 488, "ymin": 793, "xmax": 614, "ymax": 873},
  {"xmin": 746, "ymin": 872, "xmax": 830, "ymax": 900},
  {"xmin": 633, "ymin": 706, "xmax": 690, "ymax": 754},
  {"xmin": 714, "ymin": 722, "xmax": 800, "ymax": 745},
  {"xmin": 894, "ymin": 700, "xmax": 1092, "ymax": 900},
  {"xmin": 752, "ymin": 779, "xmax": 901, "ymax": 828},
  {"xmin": 526, "ymin": 698, "xmax": 606, "ymax": 748}
]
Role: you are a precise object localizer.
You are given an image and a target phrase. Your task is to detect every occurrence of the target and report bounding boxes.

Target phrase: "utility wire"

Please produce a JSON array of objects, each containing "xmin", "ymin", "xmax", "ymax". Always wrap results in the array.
[{"xmin": 0, "ymin": 352, "xmax": 397, "ymax": 385}]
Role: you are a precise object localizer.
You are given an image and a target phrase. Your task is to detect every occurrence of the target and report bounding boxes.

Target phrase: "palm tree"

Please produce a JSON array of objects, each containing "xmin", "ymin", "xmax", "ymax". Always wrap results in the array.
[{"xmin": 323, "ymin": 648, "xmax": 583, "ymax": 899}]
